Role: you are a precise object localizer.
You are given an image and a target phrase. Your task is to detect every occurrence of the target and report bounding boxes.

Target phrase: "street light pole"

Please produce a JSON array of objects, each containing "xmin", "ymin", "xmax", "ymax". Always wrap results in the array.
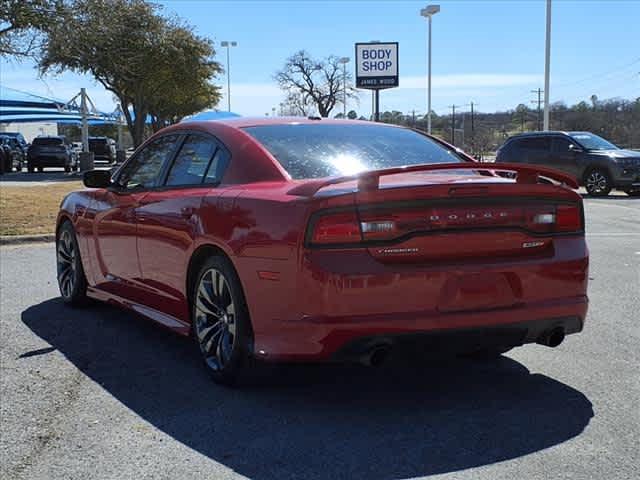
[
  {"xmin": 420, "ymin": 5, "xmax": 440, "ymax": 134},
  {"xmin": 339, "ymin": 57, "xmax": 350, "ymax": 117},
  {"xmin": 543, "ymin": 0, "xmax": 551, "ymax": 130},
  {"xmin": 221, "ymin": 41, "xmax": 237, "ymax": 112}
]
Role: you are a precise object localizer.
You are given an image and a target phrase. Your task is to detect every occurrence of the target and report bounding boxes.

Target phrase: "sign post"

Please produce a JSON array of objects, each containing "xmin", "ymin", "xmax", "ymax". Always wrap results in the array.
[{"xmin": 355, "ymin": 42, "xmax": 399, "ymax": 122}]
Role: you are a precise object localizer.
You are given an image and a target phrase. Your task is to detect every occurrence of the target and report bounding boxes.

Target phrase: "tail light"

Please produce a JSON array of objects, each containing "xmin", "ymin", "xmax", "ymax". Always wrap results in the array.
[
  {"xmin": 555, "ymin": 204, "xmax": 583, "ymax": 232},
  {"xmin": 308, "ymin": 203, "xmax": 583, "ymax": 247},
  {"xmin": 310, "ymin": 211, "xmax": 361, "ymax": 245}
]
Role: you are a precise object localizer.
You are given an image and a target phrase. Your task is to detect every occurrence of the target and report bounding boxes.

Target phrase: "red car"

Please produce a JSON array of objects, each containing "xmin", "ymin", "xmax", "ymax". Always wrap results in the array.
[{"xmin": 56, "ymin": 118, "xmax": 589, "ymax": 384}]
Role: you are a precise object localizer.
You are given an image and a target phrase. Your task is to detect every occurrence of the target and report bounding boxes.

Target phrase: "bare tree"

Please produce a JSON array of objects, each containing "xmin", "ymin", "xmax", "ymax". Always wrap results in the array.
[
  {"xmin": 279, "ymin": 91, "xmax": 313, "ymax": 116},
  {"xmin": 275, "ymin": 50, "xmax": 356, "ymax": 117}
]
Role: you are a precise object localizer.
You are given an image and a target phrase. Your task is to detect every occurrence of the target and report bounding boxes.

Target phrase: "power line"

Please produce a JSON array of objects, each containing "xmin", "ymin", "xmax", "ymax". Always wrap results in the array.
[{"xmin": 554, "ymin": 57, "xmax": 640, "ymax": 88}]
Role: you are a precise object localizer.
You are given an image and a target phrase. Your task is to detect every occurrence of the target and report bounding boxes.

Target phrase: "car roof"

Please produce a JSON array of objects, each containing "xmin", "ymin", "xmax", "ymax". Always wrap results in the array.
[
  {"xmin": 508, "ymin": 131, "xmax": 568, "ymax": 139},
  {"xmin": 204, "ymin": 116, "xmax": 396, "ymax": 129}
]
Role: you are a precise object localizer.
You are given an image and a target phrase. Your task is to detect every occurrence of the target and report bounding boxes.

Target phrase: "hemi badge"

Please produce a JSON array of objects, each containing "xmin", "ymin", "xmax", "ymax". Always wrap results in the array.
[{"xmin": 522, "ymin": 241, "xmax": 545, "ymax": 248}]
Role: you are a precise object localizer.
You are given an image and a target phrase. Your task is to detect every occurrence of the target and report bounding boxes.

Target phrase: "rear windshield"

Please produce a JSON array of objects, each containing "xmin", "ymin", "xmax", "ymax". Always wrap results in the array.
[
  {"xmin": 242, "ymin": 124, "xmax": 462, "ymax": 179},
  {"xmin": 89, "ymin": 138, "xmax": 107, "ymax": 145},
  {"xmin": 32, "ymin": 137, "xmax": 63, "ymax": 146}
]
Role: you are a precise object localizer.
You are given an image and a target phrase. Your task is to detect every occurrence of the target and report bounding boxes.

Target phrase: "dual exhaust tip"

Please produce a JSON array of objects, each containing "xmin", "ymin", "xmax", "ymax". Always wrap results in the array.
[
  {"xmin": 536, "ymin": 327, "xmax": 566, "ymax": 348},
  {"xmin": 359, "ymin": 327, "xmax": 566, "ymax": 366}
]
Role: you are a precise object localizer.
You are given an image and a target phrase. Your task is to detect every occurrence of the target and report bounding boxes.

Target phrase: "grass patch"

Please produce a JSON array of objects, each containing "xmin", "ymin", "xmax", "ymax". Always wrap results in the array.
[{"xmin": 0, "ymin": 182, "xmax": 84, "ymax": 235}]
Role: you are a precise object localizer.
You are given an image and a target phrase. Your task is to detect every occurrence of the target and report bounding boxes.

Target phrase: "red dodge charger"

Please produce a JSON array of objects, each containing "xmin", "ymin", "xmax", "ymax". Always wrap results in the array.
[{"xmin": 56, "ymin": 118, "xmax": 589, "ymax": 384}]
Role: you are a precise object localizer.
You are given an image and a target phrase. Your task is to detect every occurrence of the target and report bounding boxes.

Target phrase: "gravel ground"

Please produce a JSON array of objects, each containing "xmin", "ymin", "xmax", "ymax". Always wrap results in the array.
[{"xmin": 0, "ymin": 195, "xmax": 638, "ymax": 480}]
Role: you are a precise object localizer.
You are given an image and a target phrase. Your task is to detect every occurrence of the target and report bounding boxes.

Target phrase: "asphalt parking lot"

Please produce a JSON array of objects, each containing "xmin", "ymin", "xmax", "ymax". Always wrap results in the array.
[{"xmin": 0, "ymin": 196, "xmax": 638, "ymax": 480}]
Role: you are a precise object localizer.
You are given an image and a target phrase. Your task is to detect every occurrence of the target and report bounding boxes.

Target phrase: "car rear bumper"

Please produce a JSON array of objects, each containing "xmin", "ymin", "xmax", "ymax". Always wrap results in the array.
[
  {"xmin": 331, "ymin": 315, "xmax": 583, "ymax": 362},
  {"xmin": 29, "ymin": 155, "xmax": 72, "ymax": 167},
  {"xmin": 252, "ymin": 295, "xmax": 588, "ymax": 361},
  {"xmin": 245, "ymin": 236, "xmax": 589, "ymax": 361}
]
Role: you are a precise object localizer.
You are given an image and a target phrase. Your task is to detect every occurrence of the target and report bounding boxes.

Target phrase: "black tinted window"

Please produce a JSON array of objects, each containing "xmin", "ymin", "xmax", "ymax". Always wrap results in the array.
[
  {"xmin": 166, "ymin": 134, "xmax": 217, "ymax": 186},
  {"xmin": 519, "ymin": 137, "xmax": 551, "ymax": 151},
  {"xmin": 243, "ymin": 124, "xmax": 462, "ymax": 179},
  {"xmin": 118, "ymin": 135, "xmax": 179, "ymax": 189},
  {"xmin": 552, "ymin": 137, "xmax": 573, "ymax": 153},
  {"xmin": 32, "ymin": 137, "xmax": 63, "ymax": 146}
]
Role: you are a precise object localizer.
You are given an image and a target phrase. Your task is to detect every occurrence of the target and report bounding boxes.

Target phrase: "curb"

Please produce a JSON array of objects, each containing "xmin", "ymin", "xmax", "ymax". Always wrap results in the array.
[{"xmin": 0, "ymin": 234, "xmax": 55, "ymax": 246}]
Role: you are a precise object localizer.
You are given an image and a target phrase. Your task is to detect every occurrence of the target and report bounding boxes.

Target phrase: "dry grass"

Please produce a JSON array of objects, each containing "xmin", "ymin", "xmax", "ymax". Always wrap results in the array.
[{"xmin": 0, "ymin": 182, "xmax": 84, "ymax": 235}]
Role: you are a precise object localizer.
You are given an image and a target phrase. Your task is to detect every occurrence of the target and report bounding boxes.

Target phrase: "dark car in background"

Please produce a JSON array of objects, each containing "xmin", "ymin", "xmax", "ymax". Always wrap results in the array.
[
  {"xmin": 27, "ymin": 136, "xmax": 78, "ymax": 173},
  {"xmin": 0, "ymin": 135, "xmax": 26, "ymax": 173},
  {"xmin": 0, "ymin": 132, "xmax": 28, "ymax": 151},
  {"xmin": 88, "ymin": 136, "xmax": 116, "ymax": 163},
  {"xmin": 496, "ymin": 131, "xmax": 640, "ymax": 196}
]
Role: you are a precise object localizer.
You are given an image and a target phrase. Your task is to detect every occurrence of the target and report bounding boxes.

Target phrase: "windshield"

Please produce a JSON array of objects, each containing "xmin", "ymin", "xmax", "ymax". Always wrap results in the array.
[
  {"xmin": 569, "ymin": 133, "xmax": 618, "ymax": 151},
  {"xmin": 242, "ymin": 124, "xmax": 463, "ymax": 179}
]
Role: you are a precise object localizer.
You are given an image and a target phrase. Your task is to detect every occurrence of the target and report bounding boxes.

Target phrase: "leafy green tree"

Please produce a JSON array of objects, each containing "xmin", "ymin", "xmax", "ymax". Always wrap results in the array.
[
  {"xmin": 347, "ymin": 110, "xmax": 357, "ymax": 120},
  {"xmin": 40, "ymin": 0, "xmax": 221, "ymax": 146},
  {"xmin": 146, "ymin": 24, "xmax": 222, "ymax": 131},
  {"xmin": 0, "ymin": 0, "xmax": 62, "ymax": 58}
]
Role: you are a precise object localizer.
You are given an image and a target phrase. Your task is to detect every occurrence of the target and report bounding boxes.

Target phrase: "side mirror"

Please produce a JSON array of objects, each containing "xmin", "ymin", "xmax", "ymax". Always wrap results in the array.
[
  {"xmin": 569, "ymin": 144, "xmax": 583, "ymax": 154},
  {"xmin": 83, "ymin": 169, "xmax": 112, "ymax": 188}
]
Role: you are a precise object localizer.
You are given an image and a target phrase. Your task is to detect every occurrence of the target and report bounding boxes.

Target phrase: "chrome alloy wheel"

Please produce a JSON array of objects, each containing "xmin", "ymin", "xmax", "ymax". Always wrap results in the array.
[
  {"xmin": 586, "ymin": 171, "xmax": 608, "ymax": 194},
  {"xmin": 57, "ymin": 229, "xmax": 76, "ymax": 299},
  {"xmin": 194, "ymin": 268, "xmax": 237, "ymax": 371}
]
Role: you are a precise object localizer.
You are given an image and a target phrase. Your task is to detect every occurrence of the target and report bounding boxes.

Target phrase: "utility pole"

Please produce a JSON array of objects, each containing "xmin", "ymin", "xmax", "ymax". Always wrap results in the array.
[
  {"xmin": 469, "ymin": 101, "xmax": 475, "ymax": 154},
  {"xmin": 80, "ymin": 88, "xmax": 89, "ymax": 153},
  {"xmin": 543, "ymin": 0, "xmax": 552, "ymax": 130},
  {"xmin": 449, "ymin": 104, "xmax": 460, "ymax": 145},
  {"xmin": 531, "ymin": 88, "xmax": 543, "ymax": 131}
]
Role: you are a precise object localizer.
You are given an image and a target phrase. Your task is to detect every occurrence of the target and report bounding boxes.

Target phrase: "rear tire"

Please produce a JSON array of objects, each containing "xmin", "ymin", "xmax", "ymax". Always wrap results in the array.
[
  {"xmin": 584, "ymin": 168, "xmax": 612, "ymax": 196},
  {"xmin": 56, "ymin": 221, "xmax": 88, "ymax": 306},
  {"xmin": 191, "ymin": 255, "xmax": 253, "ymax": 385}
]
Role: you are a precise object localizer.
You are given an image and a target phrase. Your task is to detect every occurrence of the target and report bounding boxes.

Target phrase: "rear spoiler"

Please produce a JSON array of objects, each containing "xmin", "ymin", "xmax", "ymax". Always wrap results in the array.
[{"xmin": 287, "ymin": 162, "xmax": 579, "ymax": 196}]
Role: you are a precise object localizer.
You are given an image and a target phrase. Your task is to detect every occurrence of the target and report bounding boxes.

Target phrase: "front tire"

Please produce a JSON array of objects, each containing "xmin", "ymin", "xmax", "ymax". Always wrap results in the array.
[
  {"xmin": 56, "ymin": 221, "xmax": 88, "ymax": 306},
  {"xmin": 192, "ymin": 256, "xmax": 253, "ymax": 385},
  {"xmin": 585, "ymin": 168, "xmax": 612, "ymax": 196}
]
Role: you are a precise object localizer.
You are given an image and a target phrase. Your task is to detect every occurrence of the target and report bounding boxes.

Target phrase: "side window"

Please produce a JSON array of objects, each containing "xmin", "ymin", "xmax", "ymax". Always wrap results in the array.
[
  {"xmin": 552, "ymin": 137, "xmax": 573, "ymax": 153},
  {"xmin": 118, "ymin": 134, "xmax": 179, "ymax": 190},
  {"xmin": 166, "ymin": 134, "xmax": 217, "ymax": 186},
  {"xmin": 521, "ymin": 137, "xmax": 551, "ymax": 151},
  {"xmin": 204, "ymin": 147, "xmax": 230, "ymax": 184}
]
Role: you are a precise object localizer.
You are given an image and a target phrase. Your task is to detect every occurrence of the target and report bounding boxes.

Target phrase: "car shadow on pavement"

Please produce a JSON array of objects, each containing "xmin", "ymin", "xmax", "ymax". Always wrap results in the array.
[{"xmin": 22, "ymin": 298, "xmax": 593, "ymax": 480}]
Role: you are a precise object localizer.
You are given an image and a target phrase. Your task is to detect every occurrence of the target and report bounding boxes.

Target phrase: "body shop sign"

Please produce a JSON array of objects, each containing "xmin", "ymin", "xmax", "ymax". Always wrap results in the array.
[{"xmin": 355, "ymin": 42, "xmax": 399, "ymax": 89}]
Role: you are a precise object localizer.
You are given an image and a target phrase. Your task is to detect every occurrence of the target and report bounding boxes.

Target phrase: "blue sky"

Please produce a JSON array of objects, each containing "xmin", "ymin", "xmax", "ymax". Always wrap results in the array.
[{"xmin": 1, "ymin": 0, "xmax": 638, "ymax": 117}]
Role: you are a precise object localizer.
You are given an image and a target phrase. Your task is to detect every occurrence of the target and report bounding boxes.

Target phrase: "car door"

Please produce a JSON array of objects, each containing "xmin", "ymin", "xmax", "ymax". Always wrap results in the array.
[
  {"xmin": 92, "ymin": 134, "xmax": 181, "ymax": 303},
  {"xmin": 135, "ymin": 133, "xmax": 231, "ymax": 322},
  {"xmin": 519, "ymin": 136, "xmax": 551, "ymax": 167},
  {"xmin": 550, "ymin": 136, "xmax": 582, "ymax": 178}
]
